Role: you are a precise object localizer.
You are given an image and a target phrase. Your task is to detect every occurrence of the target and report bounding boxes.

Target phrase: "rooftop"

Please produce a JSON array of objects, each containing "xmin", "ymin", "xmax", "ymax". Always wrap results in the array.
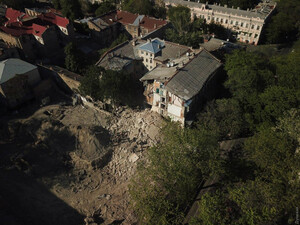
[
  {"xmin": 97, "ymin": 10, "xmax": 168, "ymax": 32},
  {"xmin": 164, "ymin": 0, "xmax": 276, "ymax": 20},
  {"xmin": 165, "ymin": 49, "xmax": 222, "ymax": 100},
  {"xmin": 139, "ymin": 38, "xmax": 165, "ymax": 54},
  {"xmin": 140, "ymin": 65, "xmax": 177, "ymax": 82},
  {"xmin": 0, "ymin": 8, "xmax": 70, "ymax": 37},
  {"xmin": 0, "ymin": 58, "xmax": 37, "ymax": 84}
]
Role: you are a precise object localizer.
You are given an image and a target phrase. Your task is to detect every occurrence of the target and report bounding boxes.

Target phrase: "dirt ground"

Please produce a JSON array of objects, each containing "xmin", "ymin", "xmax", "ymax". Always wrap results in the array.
[{"xmin": 0, "ymin": 102, "xmax": 163, "ymax": 225}]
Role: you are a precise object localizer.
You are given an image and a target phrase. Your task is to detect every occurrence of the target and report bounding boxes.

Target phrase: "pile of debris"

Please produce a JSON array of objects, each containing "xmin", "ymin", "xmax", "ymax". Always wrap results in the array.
[{"xmin": 0, "ymin": 102, "xmax": 163, "ymax": 225}]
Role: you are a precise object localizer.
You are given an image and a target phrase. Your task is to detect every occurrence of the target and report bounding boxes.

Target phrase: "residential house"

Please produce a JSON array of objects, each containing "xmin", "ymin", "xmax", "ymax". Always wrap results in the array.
[
  {"xmin": 0, "ymin": 8, "xmax": 73, "ymax": 60},
  {"xmin": 0, "ymin": 58, "xmax": 41, "ymax": 107},
  {"xmin": 140, "ymin": 49, "xmax": 222, "ymax": 125},
  {"xmin": 164, "ymin": 0, "xmax": 276, "ymax": 45},
  {"xmin": 87, "ymin": 10, "xmax": 168, "ymax": 40}
]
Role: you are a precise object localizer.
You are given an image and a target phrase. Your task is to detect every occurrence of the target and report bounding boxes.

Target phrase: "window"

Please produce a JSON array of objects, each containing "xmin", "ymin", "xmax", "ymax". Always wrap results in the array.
[
  {"xmin": 241, "ymin": 22, "xmax": 244, "ymax": 27},
  {"xmin": 254, "ymin": 34, "xmax": 258, "ymax": 38},
  {"xmin": 230, "ymin": 20, "xmax": 233, "ymax": 24},
  {"xmin": 150, "ymin": 66, "xmax": 152, "ymax": 69},
  {"xmin": 225, "ymin": 19, "xmax": 228, "ymax": 24},
  {"xmin": 257, "ymin": 25, "xmax": 260, "ymax": 30},
  {"xmin": 146, "ymin": 52, "xmax": 148, "ymax": 56},
  {"xmin": 146, "ymin": 59, "xmax": 148, "ymax": 62},
  {"xmin": 141, "ymin": 51, "xmax": 144, "ymax": 54},
  {"xmin": 251, "ymin": 24, "xmax": 254, "ymax": 29},
  {"xmin": 156, "ymin": 88, "xmax": 159, "ymax": 93},
  {"xmin": 235, "ymin": 21, "xmax": 238, "ymax": 26},
  {"xmin": 216, "ymin": 18, "xmax": 219, "ymax": 22},
  {"xmin": 150, "ymin": 59, "xmax": 152, "ymax": 63},
  {"xmin": 208, "ymin": 16, "xmax": 210, "ymax": 20},
  {"xmin": 220, "ymin": 18, "xmax": 223, "ymax": 23},
  {"xmin": 246, "ymin": 23, "xmax": 249, "ymax": 28}
]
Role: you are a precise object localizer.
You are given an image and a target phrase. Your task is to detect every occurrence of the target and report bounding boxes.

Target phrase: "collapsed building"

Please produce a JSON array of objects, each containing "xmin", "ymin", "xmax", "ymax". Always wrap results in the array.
[{"xmin": 140, "ymin": 49, "xmax": 222, "ymax": 125}]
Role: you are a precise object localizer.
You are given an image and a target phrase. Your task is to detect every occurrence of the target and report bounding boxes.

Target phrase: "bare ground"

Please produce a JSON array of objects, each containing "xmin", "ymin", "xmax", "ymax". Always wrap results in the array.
[{"xmin": 0, "ymin": 103, "xmax": 163, "ymax": 225}]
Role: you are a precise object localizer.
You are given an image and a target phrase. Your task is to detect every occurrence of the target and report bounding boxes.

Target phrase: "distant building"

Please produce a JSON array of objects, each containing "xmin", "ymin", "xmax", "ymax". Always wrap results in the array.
[
  {"xmin": 0, "ymin": 58, "xmax": 41, "ymax": 107},
  {"xmin": 164, "ymin": 0, "xmax": 276, "ymax": 45},
  {"xmin": 0, "ymin": 7, "xmax": 74, "ymax": 59},
  {"xmin": 86, "ymin": 10, "xmax": 168, "ymax": 40},
  {"xmin": 140, "ymin": 49, "xmax": 222, "ymax": 125}
]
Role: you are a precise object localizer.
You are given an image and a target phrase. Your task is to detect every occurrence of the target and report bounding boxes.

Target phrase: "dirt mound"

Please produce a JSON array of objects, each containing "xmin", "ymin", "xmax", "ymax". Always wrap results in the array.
[{"xmin": 0, "ymin": 103, "xmax": 163, "ymax": 225}]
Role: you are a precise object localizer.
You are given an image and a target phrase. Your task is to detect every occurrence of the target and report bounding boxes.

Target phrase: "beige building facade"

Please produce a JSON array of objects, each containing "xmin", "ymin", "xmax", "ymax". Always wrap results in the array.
[{"xmin": 164, "ymin": 0, "xmax": 276, "ymax": 45}]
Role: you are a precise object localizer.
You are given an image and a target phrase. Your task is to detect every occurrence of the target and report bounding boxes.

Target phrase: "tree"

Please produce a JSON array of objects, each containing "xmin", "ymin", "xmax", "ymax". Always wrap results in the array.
[
  {"xmin": 0, "ymin": 0, "xmax": 35, "ymax": 9},
  {"xmin": 95, "ymin": 1, "xmax": 116, "ymax": 17},
  {"xmin": 79, "ymin": 65, "xmax": 142, "ymax": 106},
  {"xmin": 196, "ymin": 98, "xmax": 246, "ymax": 139},
  {"xmin": 167, "ymin": 5, "xmax": 191, "ymax": 35},
  {"xmin": 129, "ymin": 123, "xmax": 221, "ymax": 224},
  {"xmin": 122, "ymin": 0, "xmax": 153, "ymax": 16},
  {"xmin": 54, "ymin": 0, "xmax": 82, "ymax": 20},
  {"xmin": 64, "ymin": 42, "xmax": 84, "ymax": 73},
  {"xmin": 265, "ymin": 0, "xmax": 300, "ymax": 44}
]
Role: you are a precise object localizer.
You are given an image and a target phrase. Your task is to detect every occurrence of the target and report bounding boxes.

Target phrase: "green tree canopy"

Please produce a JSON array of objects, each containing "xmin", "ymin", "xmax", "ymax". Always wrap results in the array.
[
  {"xmin": 52, "ymin": 0, "xmax": 82, "ymax": 20},
  {"xmin": 79, "ymin": 65, "xmax": 142, "ymax": 106},
  {"xmin": 95, "ymin": 1, "xmax": 116, "ymax": 17},
  {"xmin": 129, "ymin": 123, "xmax": 221, "ymax": 224},
  {"xmin": 0, "ymin": 0, "xmax": 35, "ymax": 9},
  {"xmin": 122, "ymin": 0, "xmax": 153, "ymax": 16},
  {"xmin": 64, "ymin": 42, "xmax": 84, "ymax": 73},
  {"xmin": 167, "ymin": 5, "xmax": 191, "ymax": 34},
  {"xmin": 265, "ymin": 0, "xmax": 300, "ymax": 44}
]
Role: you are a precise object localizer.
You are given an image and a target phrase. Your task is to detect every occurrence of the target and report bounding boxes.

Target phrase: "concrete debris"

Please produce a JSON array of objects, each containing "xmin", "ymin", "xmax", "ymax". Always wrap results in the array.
[{"xmin": 0, "ymin": 102, "xmax": 163, "ymax": 225}]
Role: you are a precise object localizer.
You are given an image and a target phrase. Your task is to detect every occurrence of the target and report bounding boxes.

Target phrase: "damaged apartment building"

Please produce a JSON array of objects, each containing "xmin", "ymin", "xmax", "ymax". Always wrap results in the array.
[
  {"xmin": 140, "ymin": 49, "xmax": 222, "ymax": 125},
  {"xmin": 0, "ymin": 7, "xmax": 74, "ymax": 60},
  {"xmin": 96, "ymin": 38, "xmax": 193, "ymax": 77},
  {"xmin": 164, "ymin": 0, "xmax": 276, "ymax": 45}
]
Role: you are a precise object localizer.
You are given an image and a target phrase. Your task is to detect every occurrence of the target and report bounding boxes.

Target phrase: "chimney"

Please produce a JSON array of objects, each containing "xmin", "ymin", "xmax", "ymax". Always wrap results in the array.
[
  {"xmin": 154, "ymin": 23, "xmax": 157, "ymax": 29},
  {"xmin": 224, "ymin": 4, "xmax": 227, "ymax": 7},
  {"xmin": 237, "ymin": 7, "xmax": 240, "ymax": 10},
  {"xmin": 247, "ymin": 8, "xmax": 249, "ymax": 11}
]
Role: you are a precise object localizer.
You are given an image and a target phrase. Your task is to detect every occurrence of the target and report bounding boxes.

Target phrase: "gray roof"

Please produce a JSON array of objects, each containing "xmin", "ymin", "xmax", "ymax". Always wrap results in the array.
[
  {"xmin": 98, "ymin": 56, "xmax": 132, "ymax": 71},
  {"xmin": 165, "ymin": 50, "xmax": 222, "ymax": 100},
  {"xmin": 96, "ymin": 40, "xmax": 146, "ymax": 69},
  {"xmin": 164, "ymin": 0, "xmax": 275, "ymax": 20},
  {"xmin": 132, "ymin": 15, "xmax": 144, "ymax": 26},
  {"xmin": 139, "ymin": 38, "xmax": 165, "ymax": 54},
  {"xmin": 155, "ymin": 41, "xmax": 191, "ymax": 62},
  {"xmin": 0, "ymin": 58, "xmax": 37, "ymax": 84},
  {"xmin": 140, "ymin": 65, "xmax": 177, "ymax": 82}
]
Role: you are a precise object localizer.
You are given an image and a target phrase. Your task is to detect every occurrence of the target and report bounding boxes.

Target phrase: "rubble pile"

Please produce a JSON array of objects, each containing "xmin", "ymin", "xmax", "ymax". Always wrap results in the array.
[{"xmin": 0, "ymin": 103, "xmax": 163, "ymax": 225}]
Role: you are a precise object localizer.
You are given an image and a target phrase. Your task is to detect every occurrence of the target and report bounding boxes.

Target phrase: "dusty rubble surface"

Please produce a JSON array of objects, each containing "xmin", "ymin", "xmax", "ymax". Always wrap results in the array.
[{"xmin": 0, "ymin": 103, "xmax": 163, "ymax": 225}]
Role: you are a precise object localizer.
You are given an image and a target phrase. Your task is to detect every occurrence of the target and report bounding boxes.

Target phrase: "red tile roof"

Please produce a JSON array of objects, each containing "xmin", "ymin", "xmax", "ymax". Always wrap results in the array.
[
  {"xmin": 5, "ymin": 8, "xmax": 30, "ymax": 25},
  {"xmin": 100, "ymin": 10, "xmax": 168, "ymax": 31},
  {"xmin": 0, "ymin": 8, "xmax": 69, "ymax": 37},
  {"xmin": 140, "ymin": 16, "xmax": 167, "ymax": 32},
  {"xmin": 116, "ymin": 10, "xmax": 138, "ymax": 25},
  {"xmin": 38, "ymin": 12, "xmax": 69, "ymax": 28}
]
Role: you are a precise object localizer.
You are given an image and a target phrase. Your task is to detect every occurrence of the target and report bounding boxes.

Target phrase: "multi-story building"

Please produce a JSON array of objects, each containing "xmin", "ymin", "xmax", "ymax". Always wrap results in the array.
[
  {"xmin": 0, "ymin": 8, "xmax": 73, "ymax": 60},
  {"xmin": 164, "ymin": 0, "xmax": 276, "ymax": 45},
  {"xmin": 87, "ymin": 10, "xmax": 168, "ymax": 39},
  {"xmin": 140, "ymin": 49, "xmax": 222, "ymax": 125}
]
